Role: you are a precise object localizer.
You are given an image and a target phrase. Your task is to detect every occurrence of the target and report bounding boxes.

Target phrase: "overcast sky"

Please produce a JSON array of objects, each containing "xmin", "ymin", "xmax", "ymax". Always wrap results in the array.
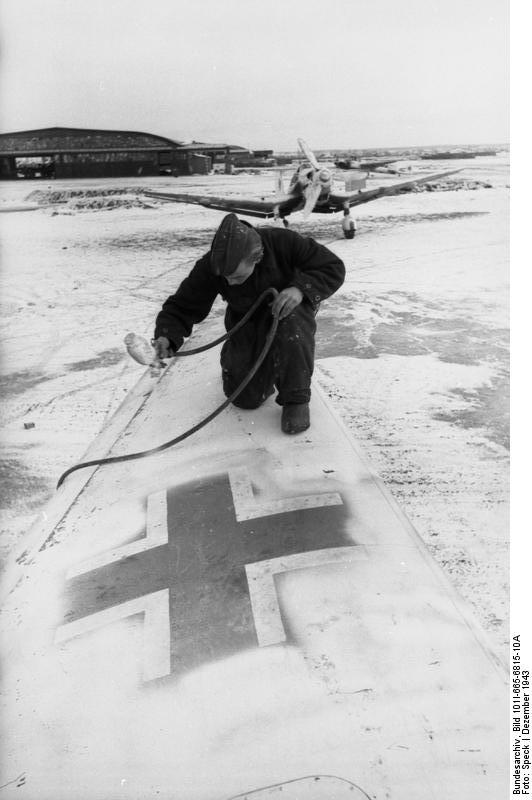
[{"xmin": 1, "ymin": 0, "xmax": 509, "ymax": 151}]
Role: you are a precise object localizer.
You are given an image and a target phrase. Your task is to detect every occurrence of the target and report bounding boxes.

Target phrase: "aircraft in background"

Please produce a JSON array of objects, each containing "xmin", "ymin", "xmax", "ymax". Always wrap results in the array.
[
  {"xmin": 334, "ymin": 155, "xmax": 400, "ymax": 172},
  {"xmin": 145, "ymin": 138, "xmax": 460, "ymax": 239}
]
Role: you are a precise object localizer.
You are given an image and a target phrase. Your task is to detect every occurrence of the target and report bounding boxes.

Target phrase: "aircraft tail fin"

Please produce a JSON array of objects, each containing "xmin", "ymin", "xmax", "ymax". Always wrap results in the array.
[{"xmin": 343, "ymin": 172, "xmax": 368, "ymax": 192}]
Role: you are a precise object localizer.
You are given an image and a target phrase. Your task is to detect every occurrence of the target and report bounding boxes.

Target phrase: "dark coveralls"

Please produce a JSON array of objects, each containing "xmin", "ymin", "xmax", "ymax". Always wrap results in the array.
[{"xmin": 154, "ymin": 226, "xmax": 345, "ymax": 408}]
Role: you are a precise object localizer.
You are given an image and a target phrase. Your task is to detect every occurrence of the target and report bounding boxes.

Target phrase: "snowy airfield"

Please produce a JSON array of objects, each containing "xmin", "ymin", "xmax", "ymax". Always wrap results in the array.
[{"xmin": 0, "ymin": 154, "xmax": 509, "ymax": 663}]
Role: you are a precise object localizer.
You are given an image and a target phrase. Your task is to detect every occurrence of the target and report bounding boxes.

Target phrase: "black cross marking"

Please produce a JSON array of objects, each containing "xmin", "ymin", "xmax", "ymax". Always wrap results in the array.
[{"xmin": 62, "ymin": 473, "xmax": 349, "ymax": 679}]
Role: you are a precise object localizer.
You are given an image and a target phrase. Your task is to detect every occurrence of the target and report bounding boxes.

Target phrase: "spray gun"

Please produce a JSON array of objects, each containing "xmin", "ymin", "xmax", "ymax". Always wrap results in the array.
[{"xmin": 124, "ymin": 333, "xmax": 166, "ymax": 376}]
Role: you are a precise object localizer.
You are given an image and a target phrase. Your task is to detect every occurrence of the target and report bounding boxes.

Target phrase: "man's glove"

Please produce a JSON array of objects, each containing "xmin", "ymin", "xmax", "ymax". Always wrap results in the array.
[
  {"xmin": 152, "ymin": 335, "xmax": 180, "ymax": 359},
  {"xmin": 271, "ymin": 287, "xmax": 304, "ymax": 320}
]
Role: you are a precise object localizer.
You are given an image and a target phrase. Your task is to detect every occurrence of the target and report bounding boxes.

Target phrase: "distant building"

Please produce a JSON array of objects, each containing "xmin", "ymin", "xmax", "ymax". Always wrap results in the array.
[
  {"xmin": 0, "ymin": 127, "xmax": 251, "ymax": 180},
  {"xmin": 176, "ymin": 141, "xmax": 252, "ymax": 171}
]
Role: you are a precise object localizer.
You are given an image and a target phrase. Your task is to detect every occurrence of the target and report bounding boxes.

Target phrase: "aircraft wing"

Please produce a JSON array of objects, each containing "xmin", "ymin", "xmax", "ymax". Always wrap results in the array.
[
  {"xmin": 1, "ymin": 341, "xmax": 507, "ymax": 798},
  {"xmin": 144, "ymin": 190, "xmax": 301, "ymax": 219},
  {"xmin": 329, "ymin": 169, "xmax": 463, "ymax": 210},
  {"xmin": 335, "ymin": 158, "xmax": 401, "ymax": 172},
  {"xmin": 335, "ymin": 157, "xmax": 399, "ymax": 171},
  {"xmin": 360, "ymin": 158, "xmax": 400, "ymax": 171}
]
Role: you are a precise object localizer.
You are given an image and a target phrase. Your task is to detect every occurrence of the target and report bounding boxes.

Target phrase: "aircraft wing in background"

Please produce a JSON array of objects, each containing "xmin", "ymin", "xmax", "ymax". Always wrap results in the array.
[
  {"xmin": 144, "ymin": 191, "xmax": 302, "ymax": 219},
  {"xmin": 335, "ymin": 157, "xmax": 399, "ymax": 171},
  {"xmin": 328, "ymin": 169, "xmax": 463, "ymax": 211}
]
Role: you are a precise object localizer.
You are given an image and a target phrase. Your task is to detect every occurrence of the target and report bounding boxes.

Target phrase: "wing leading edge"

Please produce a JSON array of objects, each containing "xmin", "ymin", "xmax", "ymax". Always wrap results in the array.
[
  {"xmin": 144, "ymin": 191, "xmax": 301, "ymax": 219},
  {"xmin": 330, "ymin": 169, "xmax": 463, "ymax": 211}
]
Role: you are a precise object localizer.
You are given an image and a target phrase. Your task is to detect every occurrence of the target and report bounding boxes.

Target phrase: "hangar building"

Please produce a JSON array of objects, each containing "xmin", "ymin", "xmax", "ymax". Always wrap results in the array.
[{"xmin": 0, "ymin": 127, "xmax": 252, "ymax": 180}]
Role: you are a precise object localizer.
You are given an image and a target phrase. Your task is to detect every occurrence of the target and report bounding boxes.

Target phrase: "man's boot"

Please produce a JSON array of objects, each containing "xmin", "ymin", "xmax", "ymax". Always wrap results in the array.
[{"xmin": 281, "ymin": 402, "xmax": 310, "ymax": 434}]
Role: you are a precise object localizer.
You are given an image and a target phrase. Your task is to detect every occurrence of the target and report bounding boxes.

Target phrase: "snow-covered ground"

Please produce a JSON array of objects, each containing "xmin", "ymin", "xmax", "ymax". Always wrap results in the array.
[{"xmin": 0, "ymin": 155, "xmax": 509, "ymax": 662}]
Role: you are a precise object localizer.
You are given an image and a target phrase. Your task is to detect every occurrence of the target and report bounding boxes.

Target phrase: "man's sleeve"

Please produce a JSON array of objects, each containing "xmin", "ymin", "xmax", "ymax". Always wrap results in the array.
[
  {"xmin": 285, "ymin": 231, "xmax": 346, "ymax": 309},
  {"xmin": 154, "ymin": 254, "xmax": 219, "ymax": 348}
]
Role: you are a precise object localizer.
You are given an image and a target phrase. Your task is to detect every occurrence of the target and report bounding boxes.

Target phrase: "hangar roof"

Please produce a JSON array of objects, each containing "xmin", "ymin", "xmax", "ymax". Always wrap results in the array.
[
  {"xmin": 0, "ymin": 126, "xmax": 183, "ymax": 156},
  {"xmin": 178, "ymin": 141, "xmax": 250, "ymax": 154}
]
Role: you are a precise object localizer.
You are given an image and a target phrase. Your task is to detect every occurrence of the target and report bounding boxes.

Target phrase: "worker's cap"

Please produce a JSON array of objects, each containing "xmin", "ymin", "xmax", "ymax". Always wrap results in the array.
[{"xmin": 210, "ymin": 213, "xmax": 262, "ymax": 276}]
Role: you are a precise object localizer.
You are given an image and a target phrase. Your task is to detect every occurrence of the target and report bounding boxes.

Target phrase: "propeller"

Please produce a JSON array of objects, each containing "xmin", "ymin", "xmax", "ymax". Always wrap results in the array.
[
  {"xmin": 302, "ymin": 181, "xmax": 324, "ymax": 217},
  {"xmin": 296, "ymin": 139, "xmax": 333, "ymax": 217},
  {"xmin": 297, "ymin": 138, "xmax": 320, "ymax": 170}
]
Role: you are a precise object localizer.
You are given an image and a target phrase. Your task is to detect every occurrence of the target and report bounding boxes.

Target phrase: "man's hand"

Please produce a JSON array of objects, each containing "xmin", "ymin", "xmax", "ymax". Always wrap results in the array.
[
  {"xmin": 152, "ymin": 336, "xmax": 175, "ymax": 359},
  {"xmin": 271, "ymin": 287, "xmax": 304, "ymax": 320}
]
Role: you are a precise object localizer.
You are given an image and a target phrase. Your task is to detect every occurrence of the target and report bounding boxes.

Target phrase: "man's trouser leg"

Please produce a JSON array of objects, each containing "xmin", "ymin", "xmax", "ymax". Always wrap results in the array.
[
  {"xmin": 274, "ymin": 302, "xmax": 316, "ymax": 406},
  {"xmin": 220, "ymin": 303, "xmax": 316, "ymax": 409},
  {"xmin": 220, "ymin": 313, "xmax": 276, "ymax": 409}
]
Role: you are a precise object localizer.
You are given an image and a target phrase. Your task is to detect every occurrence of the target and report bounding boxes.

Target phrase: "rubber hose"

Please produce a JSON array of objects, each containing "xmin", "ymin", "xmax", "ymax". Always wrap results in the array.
[{"xmin": 56, "ymin": 288, "xmax": 279, "ymax": 489}]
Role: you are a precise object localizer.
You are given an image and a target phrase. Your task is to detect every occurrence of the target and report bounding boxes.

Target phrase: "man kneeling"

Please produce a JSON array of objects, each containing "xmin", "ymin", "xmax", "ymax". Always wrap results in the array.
[{"xmin": 153, "ymin": 213, "xmax": 345, "ymax": 434}]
